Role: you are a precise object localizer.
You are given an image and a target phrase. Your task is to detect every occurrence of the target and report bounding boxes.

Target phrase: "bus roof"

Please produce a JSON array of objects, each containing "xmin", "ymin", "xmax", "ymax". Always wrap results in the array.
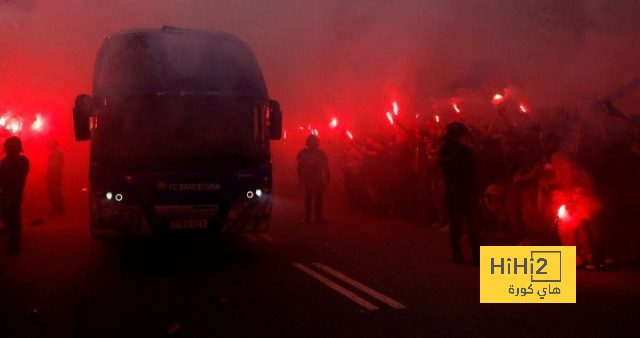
[{"xmin": 93, "ymin": 27, "xmax": 268, "ymax": 99}]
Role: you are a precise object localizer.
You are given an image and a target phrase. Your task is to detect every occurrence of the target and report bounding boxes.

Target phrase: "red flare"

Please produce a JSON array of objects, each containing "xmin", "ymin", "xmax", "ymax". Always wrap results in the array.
[
  {"xmin": 491, "ymin": 93, "xmax": 505, "ymax": 105},
  {"xmin": 386, "ymin": 112, "xmax": 394, "ymax": 125},
  {"xmin": 7, "ymin": 118, "xmax": 22, "ymax": 134},
  {"xmin": 9, "ymin": 123, "xmax": 21, "ymax": 133},
  {"xmin": 329, "ymin": 117, "xmax": 338, "ymax": 128},
  {"xmin": 519, "ymin": 103, "xmax": 528, "ymax": 113},
  {"xmin": 31, "ymin": 113, "xmax": 44, "ymax": 131},
  {"xmin": 557, "ymin": 204, "xmax": 569, "ymax": 220}
]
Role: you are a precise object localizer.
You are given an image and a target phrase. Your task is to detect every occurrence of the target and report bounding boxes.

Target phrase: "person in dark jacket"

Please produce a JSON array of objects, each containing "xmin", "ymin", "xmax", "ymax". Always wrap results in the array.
[
  {"xmin": 0, "ymin": 136, "xmax": 30, "ymax": 255},
  {"xmin": 438, "ymin": 122, "xmax": 479, "ymax": 264},
  {"xmin": 297, "ymin": 134, "xmax": 330, "ymax": 224}
]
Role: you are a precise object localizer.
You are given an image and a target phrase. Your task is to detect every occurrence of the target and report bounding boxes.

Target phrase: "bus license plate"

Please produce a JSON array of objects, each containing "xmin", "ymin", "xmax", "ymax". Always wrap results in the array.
[{"xmin": 169, "ymin": 219, "xmax": 208, "ymax": 230}]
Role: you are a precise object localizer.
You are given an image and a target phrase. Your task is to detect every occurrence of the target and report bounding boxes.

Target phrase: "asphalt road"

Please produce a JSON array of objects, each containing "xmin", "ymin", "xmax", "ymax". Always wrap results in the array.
[{"xmin": 1, "ymin": 193, "xmax": 640, "ymax": 338}]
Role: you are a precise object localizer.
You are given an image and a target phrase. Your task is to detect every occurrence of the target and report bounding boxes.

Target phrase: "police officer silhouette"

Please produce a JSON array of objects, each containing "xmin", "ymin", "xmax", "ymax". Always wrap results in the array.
[
  {"xmin": 297, "ymin": 135, "xmax": 330, "ymax": 224},
  {"xmin": 0, "ymin": 136, "xmax": 30, "ymax": 255}
]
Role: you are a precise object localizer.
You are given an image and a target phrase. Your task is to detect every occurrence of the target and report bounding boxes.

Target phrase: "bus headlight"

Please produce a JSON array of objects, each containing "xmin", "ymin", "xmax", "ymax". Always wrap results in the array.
[{"xmin": 105, "ymin": 192, "xmax": 124, "ymax": 202}]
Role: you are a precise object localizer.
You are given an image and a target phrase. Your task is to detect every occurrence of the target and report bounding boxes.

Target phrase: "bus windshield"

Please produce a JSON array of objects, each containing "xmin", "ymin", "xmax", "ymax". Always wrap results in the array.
[
  {"xmin": 91, "ymin": 95, "xmax": 268, "ymax": 171},
  {"xmin": 94, "ymin": 31, "xmax": 268, "ymax": 99}
]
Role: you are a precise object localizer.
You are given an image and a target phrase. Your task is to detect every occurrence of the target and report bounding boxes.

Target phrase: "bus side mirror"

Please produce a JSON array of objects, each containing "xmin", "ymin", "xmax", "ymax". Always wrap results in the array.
[
  {"xmin": 269, "ymin": 100, "xmax": 283, "ymax": 140},
  {"xmin": 73, "ymin": 94, "xmax": 93, "ymax": 141}
]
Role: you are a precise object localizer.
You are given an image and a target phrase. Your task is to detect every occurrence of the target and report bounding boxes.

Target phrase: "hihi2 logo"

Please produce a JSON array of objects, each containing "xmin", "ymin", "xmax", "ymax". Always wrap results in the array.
[{"xmin": 480, "ymin": 246, "xmax": 576, "ymax": 303}]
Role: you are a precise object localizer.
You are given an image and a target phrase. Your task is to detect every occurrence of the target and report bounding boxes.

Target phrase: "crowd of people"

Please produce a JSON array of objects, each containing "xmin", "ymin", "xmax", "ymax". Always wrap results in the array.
[{"xmin": 314, "ymin": 102, "xmax": 640, "ymax": 267}]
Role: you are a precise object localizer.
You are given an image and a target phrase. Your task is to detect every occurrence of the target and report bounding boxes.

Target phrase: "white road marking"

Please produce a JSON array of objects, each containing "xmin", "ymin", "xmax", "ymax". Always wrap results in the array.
[
  {"xmin": 293, "ymin": 263, "xmax": 379, "ymax": 311},
  {"xmin": 312, "ymin": 263, "xmax": 406, "ymax": 310}
]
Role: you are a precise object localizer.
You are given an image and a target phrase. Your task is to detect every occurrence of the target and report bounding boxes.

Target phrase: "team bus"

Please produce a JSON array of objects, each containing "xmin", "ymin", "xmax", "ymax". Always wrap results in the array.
[{"xmin": 72, "ymin": 27, "xmax": 282, "ymax": 238}]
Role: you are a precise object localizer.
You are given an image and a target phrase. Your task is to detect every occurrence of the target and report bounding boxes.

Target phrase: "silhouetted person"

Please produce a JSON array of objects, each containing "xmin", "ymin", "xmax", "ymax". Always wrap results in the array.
[
  {"xmin": 438, "ymin": 122, "xmax": 479, "ymax": 264},
  {"xmin": 47, "ymin": 139, "xmax": 64, "ymax": 215},
  {"xmin": 0, "ymin": 136, "xmax": 30, "ymax": 255},
  {"xmin": 297, "ymin": 135, "xmax": 330, "ymax": 224}
]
